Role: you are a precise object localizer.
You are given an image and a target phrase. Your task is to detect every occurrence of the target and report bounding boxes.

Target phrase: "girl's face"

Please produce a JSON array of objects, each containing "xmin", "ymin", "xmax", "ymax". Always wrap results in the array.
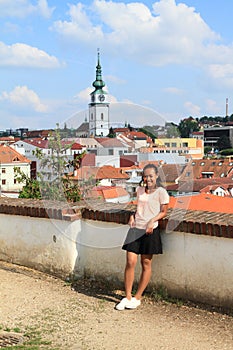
[{"xmin": 143, "ymin": 167, "xmax": 158, "ymax": 189}]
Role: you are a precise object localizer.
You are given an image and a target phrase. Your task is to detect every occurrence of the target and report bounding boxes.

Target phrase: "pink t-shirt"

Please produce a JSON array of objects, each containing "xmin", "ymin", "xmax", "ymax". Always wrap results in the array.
[{"xmin": 134, "ymin": 186, "xmax": 169, "ymax": 230}]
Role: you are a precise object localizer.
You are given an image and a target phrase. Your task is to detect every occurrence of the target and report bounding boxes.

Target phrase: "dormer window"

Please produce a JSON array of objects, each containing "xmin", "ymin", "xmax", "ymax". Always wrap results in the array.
[
  {"xmin": 200, "ymin": 162, "xmax": 205, "ymax": 166},
  {"xmin": 218, "ymin": 162, "xmax": 223, "ymax": 166}
]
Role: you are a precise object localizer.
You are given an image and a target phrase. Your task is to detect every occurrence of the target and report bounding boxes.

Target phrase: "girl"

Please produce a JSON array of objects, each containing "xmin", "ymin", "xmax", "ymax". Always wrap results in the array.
[{"xmin": 116, "ymin": 163, "xmax": 169, "ymax": 310}]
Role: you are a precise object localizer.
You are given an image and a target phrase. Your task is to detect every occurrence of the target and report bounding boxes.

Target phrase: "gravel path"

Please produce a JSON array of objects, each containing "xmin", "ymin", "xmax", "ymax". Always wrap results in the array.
[{"xmin": 0, "ymin": 261, "xmax": 232, "ymax": 350}]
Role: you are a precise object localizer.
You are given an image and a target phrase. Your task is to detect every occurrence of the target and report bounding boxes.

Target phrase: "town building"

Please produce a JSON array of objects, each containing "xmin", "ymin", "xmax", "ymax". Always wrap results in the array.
[
  {"xmin": 0, "ymin": 144, "xmax": 30, "ymax": 195},
  {"xmin": 153, "ymin": 137, "xmax": 204, "ymax": 160},
  {"xmin": 204, "ymin": 125, "xmax": 233, "ymax": 148},
  {"xmin": 88, "ymin": 52, "xmax": 109, "ymax": 137}
]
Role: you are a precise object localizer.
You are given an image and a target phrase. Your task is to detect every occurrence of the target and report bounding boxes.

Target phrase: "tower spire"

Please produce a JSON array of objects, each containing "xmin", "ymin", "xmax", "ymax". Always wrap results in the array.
[{"xmin": 92, "ymin": 49, "xmax": 105, "ymax": 91}]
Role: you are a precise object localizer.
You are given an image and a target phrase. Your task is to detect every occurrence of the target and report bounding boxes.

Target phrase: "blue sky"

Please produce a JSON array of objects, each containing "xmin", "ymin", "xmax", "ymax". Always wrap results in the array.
[{"xmin": 0, "ymin": 0, "xmax": 233, "ymax": 130}]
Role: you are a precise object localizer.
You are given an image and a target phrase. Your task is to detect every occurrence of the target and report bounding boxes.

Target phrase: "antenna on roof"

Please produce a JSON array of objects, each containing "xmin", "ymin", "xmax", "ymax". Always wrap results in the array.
[{"xmin": 226, "ymin": 97, "xmax": 229, "ymax": 117}]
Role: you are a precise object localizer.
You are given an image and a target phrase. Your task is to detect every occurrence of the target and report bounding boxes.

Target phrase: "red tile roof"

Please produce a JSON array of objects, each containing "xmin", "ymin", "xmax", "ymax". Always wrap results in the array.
[
  {"xmin": 71, "ymin": 142, "xmax": 84, "ymax": 150},
  {"xmin": 24, "ymin": 139, "xmax": 49, "ymax": 148},
  {"xmin": 87, "ymin": 186, "xmax": 129, "ymax": 200},
  {"xmin": 71, "ymin": 165, "xmax": 129, "ymax": 180},
  {"xmin": 179, "ymin": 159, "xmax": 233, "ymax": 181},
  {"xmin": 177, "ymin": 177, "xmax": 233, "ymax": 193},
  {"xmin": 80, "ymin": 153, "xmax": 95, "ymax": 166},
  {"xmin": 169, "ymin": 193, "xmax": 233, "ymax": 214},
  {"xmin": 122, "ymin": 131, "xmax": 152, "ymax": 142},
  {"xmin": 0, "ymin": 145, "xmax": 30, "ymax": 164},
  {"xmin": 95, "ymin": 137, "xmax": 125, "ymax": 147}
]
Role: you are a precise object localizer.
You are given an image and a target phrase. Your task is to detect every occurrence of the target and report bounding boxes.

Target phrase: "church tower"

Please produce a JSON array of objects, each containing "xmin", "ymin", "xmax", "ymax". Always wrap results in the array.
[{"xmin": 89, "ymin": 51, "xmax": 109, "ymax": 137}]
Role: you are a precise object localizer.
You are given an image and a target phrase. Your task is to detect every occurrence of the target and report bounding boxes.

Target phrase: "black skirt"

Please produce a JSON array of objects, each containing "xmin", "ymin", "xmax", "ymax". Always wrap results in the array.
[{"xmin": 122, "ymin": 227, "xmax": 163, "ymax": 255}]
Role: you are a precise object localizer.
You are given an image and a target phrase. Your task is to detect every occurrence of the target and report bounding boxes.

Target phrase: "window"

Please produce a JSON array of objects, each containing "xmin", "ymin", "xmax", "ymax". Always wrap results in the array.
[
  {"xmin": 14, "ymin": 179, "xmax": 17, "ymax": 184},
  {"xmin": 185, "ymin": 172, "xmax": 191, "ymax": 177},
  {"xmin": 108, "ymin": 149, "xmax": 113, "ymax": 155},
  {"xmin": 192, "ymin": 162, "xmax": 196, "ymax": 166},
  {"xmin": 101, "ymin": 113, "xmax": 104, "ymax": 121},
  {"xmin": 171, "ymin": 142, "xmax": 177, "ymax": 147},
  {"xmin": 218, "ymin": 162, "xmax": 223, "ymax": 166},
  {"xmin": 91, "ymin": 113, "xmax": 93, "ymax": 120},
  {"xmin": 182, "ymin": 142, "xmax": 188, "ymax": 147},
  {"xmin": 165, "ymin": 143, "xmax": 170, "ymax": 147},
  {"xmin": 2, "ymin": 168, "xmax": 6, "ymax": 173},
  {"xmin": 220, "ymin": 173, "xmax": 225, "ymax": 177},
  {"xmin": 200, "ymin": 162, "xmax": 205, "ymax": 166},
  {"xmin": 2, "ymin": 179, "xmax": 6, "ymax": 185}
]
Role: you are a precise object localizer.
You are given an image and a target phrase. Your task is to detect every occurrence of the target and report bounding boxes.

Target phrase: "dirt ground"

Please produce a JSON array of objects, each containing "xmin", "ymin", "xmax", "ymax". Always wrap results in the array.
[{"xmin": 0, "ymin": 261, "xmax": 232, "ymax": 350}]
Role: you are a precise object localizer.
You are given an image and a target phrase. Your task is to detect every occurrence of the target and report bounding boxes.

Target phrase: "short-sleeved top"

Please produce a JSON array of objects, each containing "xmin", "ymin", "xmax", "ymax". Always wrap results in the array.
[{"xmin": 134, "ymin": 186, "xmax": 169, "ymax": 230}]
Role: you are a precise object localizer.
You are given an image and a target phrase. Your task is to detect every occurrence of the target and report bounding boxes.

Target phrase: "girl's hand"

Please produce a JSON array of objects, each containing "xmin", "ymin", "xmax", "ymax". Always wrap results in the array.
[
  {"xmin": 146, "ymin": 219, "xmax": 155, "ymax": 234},
  {"xmin": 128, "ymin": 215, "xmax": 135, "ymax": 228}
]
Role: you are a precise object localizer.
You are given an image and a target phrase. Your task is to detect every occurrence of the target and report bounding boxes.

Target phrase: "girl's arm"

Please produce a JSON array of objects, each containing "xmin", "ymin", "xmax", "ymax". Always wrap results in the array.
[
  {"xmin": 146, "ymin": 203, "xmax": 169, "ymax": 234},
  {"xmin": 128, "ymin": 212, "xmax": 135, "ymax": 227}
]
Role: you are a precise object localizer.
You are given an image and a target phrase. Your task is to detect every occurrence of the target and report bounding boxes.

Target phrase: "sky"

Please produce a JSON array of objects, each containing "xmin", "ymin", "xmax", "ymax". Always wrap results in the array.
[{"xmin": 0, "ymin": 0, "xmax": 233, "ymax": 131}]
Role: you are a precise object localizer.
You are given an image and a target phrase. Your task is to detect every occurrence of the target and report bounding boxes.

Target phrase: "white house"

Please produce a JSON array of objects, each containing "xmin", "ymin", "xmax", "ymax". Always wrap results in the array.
[{"xmin": 0, "ymin": 144, "xmax": 31, "ymax": 194}]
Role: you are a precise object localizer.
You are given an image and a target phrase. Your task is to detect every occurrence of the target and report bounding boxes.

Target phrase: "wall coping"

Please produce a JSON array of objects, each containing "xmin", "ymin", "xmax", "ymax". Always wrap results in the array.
[{"xmin": 0, "ymin": 197, "xmax": 232, "ymax": 239}]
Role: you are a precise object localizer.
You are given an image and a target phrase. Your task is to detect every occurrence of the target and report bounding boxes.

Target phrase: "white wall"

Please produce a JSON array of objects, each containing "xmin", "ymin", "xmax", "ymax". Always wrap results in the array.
[
  {"xmin": 0, "ymin": 213, "xmax": 232, "ymax": 308},
  {"xmin": 1, "ymin": 163, "xmax": 31, "ymax": 192},
  {"xmin": 0, "ymin": 214, "xmax": 81, "ymax": 278}
]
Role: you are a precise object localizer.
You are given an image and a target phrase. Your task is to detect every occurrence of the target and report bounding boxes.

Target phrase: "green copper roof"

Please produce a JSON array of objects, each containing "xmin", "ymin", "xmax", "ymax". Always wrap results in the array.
[{"xmin": 92, "ymin": 51, "xmax": 106, "ymax": 92}]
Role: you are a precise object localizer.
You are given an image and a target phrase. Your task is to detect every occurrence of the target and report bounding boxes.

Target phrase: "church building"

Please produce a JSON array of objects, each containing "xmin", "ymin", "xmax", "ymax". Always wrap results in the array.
[{"xmin": 88, "ymin": 52, "xmax": 109, "ymax": 137}]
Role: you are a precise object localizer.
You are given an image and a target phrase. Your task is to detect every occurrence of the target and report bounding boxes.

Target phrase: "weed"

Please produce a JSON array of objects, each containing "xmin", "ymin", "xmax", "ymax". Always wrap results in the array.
[{"xmin": 148, "ymin": 285, "xmax": 183, "ymax": 306}]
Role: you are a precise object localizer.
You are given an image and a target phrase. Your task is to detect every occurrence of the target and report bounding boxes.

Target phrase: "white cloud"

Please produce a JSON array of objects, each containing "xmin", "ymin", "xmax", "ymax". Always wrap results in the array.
[
  {"xmin": 73, "ymin": 86, "xmax": 117, "ymax": 105},
  {"xmin": 184, "ymin": 101, "xmax": 201, "ymax": 116},
  {"xmin": 51, "ymin": 0, "xmax": 233, "ymax": 87},
  {"xmin": 0, "ymin": 0, "xmax": 55, "ymax": 18},
  {"xmin": 37, "ymin": 0, "xmax": 55, "ymax": 19},
  {"xmin": 52, "ymin": 0, "xmax": 219, "ymax": 65},
  {"xmin": 206, "ymin": 63, "xmax": 233, "ymax": 88},
  {"xmin": 0, "ymin": 41, "xmax": 61, "ymax": 68},
  {"xmin": 0, "ymin": 86, "xmax": 48, "ymax": 112}
]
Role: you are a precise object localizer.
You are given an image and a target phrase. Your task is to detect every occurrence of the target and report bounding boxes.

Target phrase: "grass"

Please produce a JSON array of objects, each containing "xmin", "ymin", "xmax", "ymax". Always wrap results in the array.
[
  {"xmin": 0, "ymin": 325, "xmax": 57, "ymax": 350},
  {"xmin": 146, "ymin": 284, "xmax": 184, "ymax": 306}
]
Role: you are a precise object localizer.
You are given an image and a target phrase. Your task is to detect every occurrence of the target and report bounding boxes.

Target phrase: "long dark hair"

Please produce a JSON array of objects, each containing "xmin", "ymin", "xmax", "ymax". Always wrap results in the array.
[{"xmin": 140, "ymin": 163, "xmax": 163, "ymax": 187}]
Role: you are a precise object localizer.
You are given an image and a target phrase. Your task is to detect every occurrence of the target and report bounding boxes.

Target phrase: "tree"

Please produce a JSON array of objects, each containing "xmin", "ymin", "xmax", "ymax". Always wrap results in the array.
[
  {"xmin": 178, "ymin": 117, "xmax": 200, "ymax": 138},
  {"xmin": 216, "ymin": 135, "xmax": 232, "ymax": 151},
  {"xmin": 15, "ymin": 125, "xmax": 83, "ymax": 202},
  {"xmin": 138, "ymin": 127, "xmax": 156, "ymax": 140},
  {"xmin": 165, "ymin": 123, "xmax": 180, "ymax": 138},
  {"xmin": 108, "ymin": 127, "xmax": 116, "ymax": 138},
  {"xmin": 219, "ymin": 148, "xmax": 233, "ymax": 156},
  {"xmin": 204, "ymin": 146, "xmax": 212, "ymax": 155}
]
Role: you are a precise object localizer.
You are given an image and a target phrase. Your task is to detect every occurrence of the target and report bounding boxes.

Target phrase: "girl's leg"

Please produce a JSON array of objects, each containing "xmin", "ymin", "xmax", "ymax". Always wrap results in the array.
[
  {"xmin": 124, "ymin": 251, "xmax": 138, "ymax": 299},
  {"xmin": 134, "ymin": 254, "xmax": 153, "ymax": 300}
]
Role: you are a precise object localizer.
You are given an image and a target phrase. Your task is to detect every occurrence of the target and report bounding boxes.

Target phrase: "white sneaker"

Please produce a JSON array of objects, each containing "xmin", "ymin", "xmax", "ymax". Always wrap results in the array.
[
  {"xmin": 125, "ymin": 297, "xmax": 141, "ymax": 309},
  {"xmin": 115, "ymin": 297, "xmax": 132, "ymax": 311}
]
